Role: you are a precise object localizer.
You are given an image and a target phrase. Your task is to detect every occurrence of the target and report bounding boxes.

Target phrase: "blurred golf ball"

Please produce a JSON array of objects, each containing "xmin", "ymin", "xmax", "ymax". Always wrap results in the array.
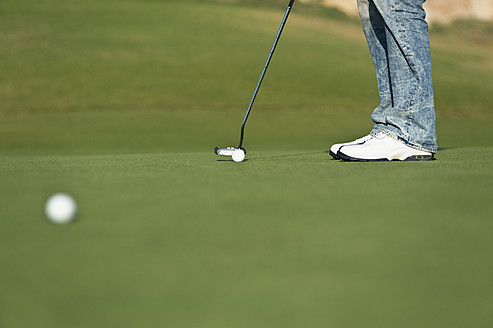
[
  {"xmin": 232, "ymin": 149, "xmax": 246, "ymax": 162},
  {"xmin": 45, "ymin": 193, "xmax": 77, "ymax": 224}
]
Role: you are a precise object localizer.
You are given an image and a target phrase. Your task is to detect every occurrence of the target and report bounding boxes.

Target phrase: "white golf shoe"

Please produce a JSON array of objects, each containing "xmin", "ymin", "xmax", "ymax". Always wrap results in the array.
[
  {"xmin": 329, "ymin": 134, "xmax": 372, "ymax": 159},
  {"xmin": 337, "ymin": 132, "xmax": 435, "ymax": 162}
]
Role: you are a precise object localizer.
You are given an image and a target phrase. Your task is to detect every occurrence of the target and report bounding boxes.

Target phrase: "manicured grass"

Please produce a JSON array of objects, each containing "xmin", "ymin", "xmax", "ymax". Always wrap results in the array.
[
  {"xmin": 0, "ymin": 0, "xmax": 372, "ymax": 115},
  {"xmin": 1, "ymin": 109, "xmax": 492, "ymax": 155},
  {"xmin": 1, "ymin": 0, "xmax": 492, "ymax": 117},
  {"xmin": 1, "ymin": 147, "xmax": 493, "ymax": 328},
  {"xmin": 1, "ymin": 0, "xmax": 493, "ymax": 327}
]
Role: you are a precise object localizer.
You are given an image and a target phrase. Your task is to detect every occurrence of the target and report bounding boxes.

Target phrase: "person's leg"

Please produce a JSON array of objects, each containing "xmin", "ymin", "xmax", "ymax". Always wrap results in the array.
[
  {"xmin": 369, "ymin": 0, "xmax": 437, "ymax": 153},
  {"xmin": 329, "ymin": 0, "xmax": 390, "ymax": 159},
  {"xmin": 331, "ymin": 0, "xmax": 437, "ymax": 160},
  {"xmin": 358, "ymin": 0, "xmax": 393, "ymax": 117}
]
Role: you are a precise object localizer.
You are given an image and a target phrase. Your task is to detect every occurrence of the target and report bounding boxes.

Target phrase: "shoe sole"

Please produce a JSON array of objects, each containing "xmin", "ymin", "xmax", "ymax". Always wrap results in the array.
[
  {"xmin": 329, "ymin": 150, "xmax": 340, "ymax": 160},
  {"xmin": 337, "ymin": 151, "xmax": 435, "ymax": 162}
]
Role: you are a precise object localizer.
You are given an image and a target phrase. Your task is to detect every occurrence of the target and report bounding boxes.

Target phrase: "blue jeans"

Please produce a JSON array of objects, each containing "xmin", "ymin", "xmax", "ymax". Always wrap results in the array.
[{"xmin": 357, "ymin": 0, "xmax": 437, "ymax": 153}]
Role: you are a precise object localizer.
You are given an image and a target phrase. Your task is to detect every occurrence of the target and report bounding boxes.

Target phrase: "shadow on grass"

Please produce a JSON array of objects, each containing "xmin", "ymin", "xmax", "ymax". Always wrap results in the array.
[{"xmin": 216, "ymin": 151, "xmax": 328, "ymax": 162}]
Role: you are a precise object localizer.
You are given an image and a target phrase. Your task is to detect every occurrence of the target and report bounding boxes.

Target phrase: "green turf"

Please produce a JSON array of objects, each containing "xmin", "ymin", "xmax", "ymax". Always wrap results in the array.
[
  {"xmin": 1, "ymin": 0, "xmax": 493, "ymax": 327},
  {"xmin": 2, "ymin": 0, "xmax": 491, "ymax": 117},
  {"xmin": 1, "ymin": 148, "xmax": 493, "ymax": 328}
]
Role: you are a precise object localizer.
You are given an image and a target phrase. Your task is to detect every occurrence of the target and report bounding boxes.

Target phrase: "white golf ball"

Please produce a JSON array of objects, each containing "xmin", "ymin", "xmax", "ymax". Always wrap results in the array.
[
  {"xmin": 45, "ymin": 193, "xmax": 77, "ymax": 224},
  {"xmin": 232, "ymin": 149, "xmax": 246, "ymax": 162}
]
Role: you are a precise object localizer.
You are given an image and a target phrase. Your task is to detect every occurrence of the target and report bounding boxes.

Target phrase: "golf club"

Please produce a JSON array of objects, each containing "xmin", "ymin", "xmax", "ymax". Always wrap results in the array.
[{"xmin": 215, "ymin": 0, "xmax": 296, "ymax": 161}]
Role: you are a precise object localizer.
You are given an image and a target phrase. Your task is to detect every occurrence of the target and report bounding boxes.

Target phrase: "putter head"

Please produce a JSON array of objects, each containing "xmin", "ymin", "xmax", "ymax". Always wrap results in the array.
[{"xmin": 214, "ymin": 147, "xmax": 246, "ymax": 157}]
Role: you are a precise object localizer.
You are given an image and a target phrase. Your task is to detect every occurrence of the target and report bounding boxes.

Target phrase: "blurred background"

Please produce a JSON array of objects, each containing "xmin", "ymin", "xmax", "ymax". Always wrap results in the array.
[
  {"xmin": 323, "ymin": 0, "xmax": 493, "ymax": 23},
  {"xmin": 1, "ymin": 0, "xmax": 492, "ymax": 155}
]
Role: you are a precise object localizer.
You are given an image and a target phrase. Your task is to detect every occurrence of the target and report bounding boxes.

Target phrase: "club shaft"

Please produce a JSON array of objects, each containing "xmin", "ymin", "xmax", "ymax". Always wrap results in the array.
[{"xmin": 238, "ymin": 0, "xmax": 295, "ymax": 149}]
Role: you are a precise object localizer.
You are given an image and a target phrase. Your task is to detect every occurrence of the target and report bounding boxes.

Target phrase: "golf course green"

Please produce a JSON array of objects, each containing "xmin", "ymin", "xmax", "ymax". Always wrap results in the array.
[{"xmin": 1, "ymin": 1, "xmax": 492, "ymax": 327}]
